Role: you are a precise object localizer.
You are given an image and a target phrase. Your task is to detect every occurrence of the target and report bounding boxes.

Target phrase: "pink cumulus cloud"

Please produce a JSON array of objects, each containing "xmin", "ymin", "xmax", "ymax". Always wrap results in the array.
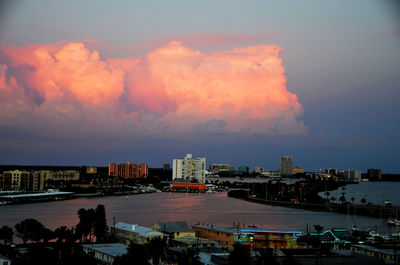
[{"xmin": 0, "ymin": 41, "xmax": 306, "ymax": 140}]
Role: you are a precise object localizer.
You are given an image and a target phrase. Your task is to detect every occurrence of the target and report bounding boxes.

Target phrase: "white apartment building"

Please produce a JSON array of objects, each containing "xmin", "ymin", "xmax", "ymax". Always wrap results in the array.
[{"xmin": 173, "ymin": 154, "xmax": 206, "ymax": 183}]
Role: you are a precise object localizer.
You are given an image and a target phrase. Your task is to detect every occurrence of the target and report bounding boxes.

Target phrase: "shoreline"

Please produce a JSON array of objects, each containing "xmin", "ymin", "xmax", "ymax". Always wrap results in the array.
[{"xmin": 228, "ymin": 190, "xmax": 400, "ymax": 220}]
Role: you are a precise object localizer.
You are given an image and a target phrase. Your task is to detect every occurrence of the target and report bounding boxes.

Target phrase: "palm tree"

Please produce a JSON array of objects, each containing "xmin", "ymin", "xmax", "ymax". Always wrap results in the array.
[
  {"xmin": 94, "ymin": 204, "xmax": 108, "ymax": 243},
  {"xmin": 361, "ymin": 198, "xmax": 367, "ymax": 204}
]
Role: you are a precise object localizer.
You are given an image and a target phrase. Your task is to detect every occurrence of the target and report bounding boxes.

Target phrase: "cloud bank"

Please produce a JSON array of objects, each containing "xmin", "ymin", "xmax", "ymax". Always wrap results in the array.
[{"xmin": 0, "ymin": 41, "xmax": 306, "ymax": 141}]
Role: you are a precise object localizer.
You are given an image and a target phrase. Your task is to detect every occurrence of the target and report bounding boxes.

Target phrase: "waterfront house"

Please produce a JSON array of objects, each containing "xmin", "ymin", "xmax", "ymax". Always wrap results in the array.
[
  {"xmin": 82, "ymin": 243, "xmax": 128, "ymax": 265},
  {"xmin": 192, "ymin": 224, "xmax": 303, "ymax": 251},
  {"xmin": 350, "ymin": 244, "xmax": 398, "ymax": 264},
  {"xmin": 111, "ymin": 222, "xmax": 164, "ymax": 245}
]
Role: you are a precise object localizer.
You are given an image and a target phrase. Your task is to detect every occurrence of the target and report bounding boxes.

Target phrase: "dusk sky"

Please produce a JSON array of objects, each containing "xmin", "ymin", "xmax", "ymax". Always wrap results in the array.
[{"xmin": 0, "ymin": 1, "xmax": 399, "ymax": 172}]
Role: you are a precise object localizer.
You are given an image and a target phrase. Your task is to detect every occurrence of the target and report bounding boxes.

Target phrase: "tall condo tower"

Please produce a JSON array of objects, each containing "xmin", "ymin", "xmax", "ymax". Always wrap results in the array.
[
  {"xmin": 173, "ymin": 153, "xmax": 206, "ymax": 183},
  {"xmin": 280, "ymin": 156, "xmax": 293, "ymax": 177}
]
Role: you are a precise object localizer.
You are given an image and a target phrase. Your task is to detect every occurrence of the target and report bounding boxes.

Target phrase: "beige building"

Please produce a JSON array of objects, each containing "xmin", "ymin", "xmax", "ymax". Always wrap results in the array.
[
  {"xmin": 111, "ymin": 222, "xmax": 164, "ymax": 245},
  {"xmin": 39, "ymin": 170, "xmax": 79, "ymax": 190},
  {"xmin": 2, "ymin": 170, "xmax": 39, "ymax": 191},
  {"xmin": 292, "ymin": 167, "xmax": 305, "ymax": 174},
  {"xmin": 350, "ymin": 244, "xmax": 397, "ymax": 264}
]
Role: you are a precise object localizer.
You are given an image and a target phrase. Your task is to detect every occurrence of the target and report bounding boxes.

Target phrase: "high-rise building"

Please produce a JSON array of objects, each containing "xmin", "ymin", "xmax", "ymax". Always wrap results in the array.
[
  {"xmin": 343, "ymin": 169, "xmax": 361, "ymax": 180},
  {"xmin": 173, "ymin": 154, "xmax": 206, "ymax": 183},
  {"xmin": 280, "ymin": 156, "xmax": 293, "ymax": 177},
  {"xmin": 163, "ymin": 164, "xmax": 171, "ymax": 171},
  {"xmin": 367, "ymin": 168, "xmax": 382, "ymax": 180},
  {"xmin": 108, "ymin": 162, "xmax": 148, "ymax": 179}
]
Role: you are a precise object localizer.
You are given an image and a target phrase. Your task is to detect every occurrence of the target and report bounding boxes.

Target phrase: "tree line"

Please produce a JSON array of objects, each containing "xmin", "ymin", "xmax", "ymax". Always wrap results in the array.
[{"xmin": 0, "ymin": 204, "xmax": 108, "ymax": 245}]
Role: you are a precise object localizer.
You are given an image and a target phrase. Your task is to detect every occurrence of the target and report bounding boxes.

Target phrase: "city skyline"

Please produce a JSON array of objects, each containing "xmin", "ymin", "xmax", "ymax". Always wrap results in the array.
[{"xmin": 0, "ymin": 1, "xmax": 399, "ymax": 172}]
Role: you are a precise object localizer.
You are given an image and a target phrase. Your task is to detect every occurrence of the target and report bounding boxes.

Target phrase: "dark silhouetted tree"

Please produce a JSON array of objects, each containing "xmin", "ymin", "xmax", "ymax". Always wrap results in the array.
[
  {"xmin": 76, "ymin": 208, "xmax": 96, "ymax": 242},
  {"xmin": 0, "ymin": 225, "xmax": 13, "ymax": 244},
  {"xmin": 41, "ymin": 227, "xmax": 55, "ymax": 243},
  {"xmin": 229, "ymin": 243, "xmax": 251, "ymax": 265},
  {"xmin": 314, "ymin": 224, "xmax": 324, "ymax": 234},
  {"xmin": 114, "ymin": 243, "xmax": 150, "ymax": 265},
  {"xmin": 14, "ymin": 218, "xmax": 45, "ymax": 243},
  {"xmin": 55, "ymin": 226, "xmax": 68, "ymax": 243},
  {"xmin": 177, "ymin": 248, "xmax": 201, "ymax": 265},
  {"xmin": 148, "ymin": 237, "xmax": 168, "ymax": 264},
  {"xmin": 94, "ymin": 204, "xmax": 108, "ymax": 243},
  {"xmin": 256, "ymin": 248, "xmax": 278, "ymax": 265}
]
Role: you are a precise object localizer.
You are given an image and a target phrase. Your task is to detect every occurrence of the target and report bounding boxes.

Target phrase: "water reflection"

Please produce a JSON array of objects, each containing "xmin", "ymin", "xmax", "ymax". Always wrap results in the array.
[{"xmin": 0, "ymin": 192, "xmax": 395, "ymax": 235}]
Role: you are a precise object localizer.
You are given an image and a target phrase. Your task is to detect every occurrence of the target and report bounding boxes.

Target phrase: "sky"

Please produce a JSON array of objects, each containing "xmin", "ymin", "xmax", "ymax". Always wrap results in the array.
[{"xmin": 0, "ymin": 0, "xmax": 399, "ymax": 172}]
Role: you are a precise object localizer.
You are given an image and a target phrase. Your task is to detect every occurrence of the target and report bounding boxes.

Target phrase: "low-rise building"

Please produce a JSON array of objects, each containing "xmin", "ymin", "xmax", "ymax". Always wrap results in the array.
[
  {"xmin": 325, "ymin": 168, "xmax": 339, "ymax": 175},
  {"xmin": 82, "ymin": 243, "xmax": 128, "ymax": 265},
  {"xmin": 152, "ymin": 222, "xmax": 195, "ymax": 239},
  {"xmin": 209, "ymin": 164, "xmax": 235, "ymax": 173},
  {"xmin": 350, "ymin": 244, "xmax": 398, "ymax": 264},
  {"xmin": 192, "ymin": 225, "xmax": 302, "ymax": 251},
  {"xmin": 86, "ymin": 167, "xmax": 97, "ymax": 174},
  {"xmin": 111, "ymin": 222, "xmax": 164, "ymax": 245},
  {"xmin": 39, "ymin": 170, "xmax": 79, "ymax": 190},
  {"xmin": 0, "ymin": 254, "xmax": 11, "ymax": 265},
  {"xmin": 238, "ymin": 166, "xmax": 249, "ymax": 173},
  {"xmin": 171, "ymin": 236, "xmax": 219, "ymax": 248},
  {"xmin": 254, "ymin": 167, "xmax": 264, "ymax": 173},
  {"xmin": 292, "ymin": 167, "xmax": 304, "ymax": 174}
]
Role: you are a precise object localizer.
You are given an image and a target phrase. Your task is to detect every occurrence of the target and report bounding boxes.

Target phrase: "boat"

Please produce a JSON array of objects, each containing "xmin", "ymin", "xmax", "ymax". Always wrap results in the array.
[{"xmin": 387, "ymin": 218, "xmax": 400, "ymax": 226}]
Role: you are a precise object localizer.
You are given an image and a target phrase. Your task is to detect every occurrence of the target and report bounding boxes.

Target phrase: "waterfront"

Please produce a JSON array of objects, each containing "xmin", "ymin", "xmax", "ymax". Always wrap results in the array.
[
  {"xmin": 0, "ymin": 191, "xmax": 396, "ymax": 235},
  {"xmin": 321, "ymin": 181, "xmax": 400, "ymax": 206}
]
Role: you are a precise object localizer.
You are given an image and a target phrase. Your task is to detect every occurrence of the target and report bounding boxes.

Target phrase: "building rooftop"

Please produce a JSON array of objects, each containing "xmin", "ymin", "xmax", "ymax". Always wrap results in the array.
[
  {"xmin": 192, "ymin": 225, "xmax": 302, "ymax": 235},
  {"xmin": 113, "ymin": 222, "xmax": 163, "ymax": 238},
  {"xmin": 0, "ymin": 191, "xmax": 74, "ymax": 199},
  {"xmin": 173, "ymin": 236, "xmax": 218, "ymax": 245},
  {"xmin": 82, "ymin": 243, "xmax": 128, "ymax": 258},
  {"xmin": 154, "ymin": 222, "xmax": 194, "ymax": 233},
  {"xmin": 351, "ymin": 244, "xmax": 397, "ymax": 255}
]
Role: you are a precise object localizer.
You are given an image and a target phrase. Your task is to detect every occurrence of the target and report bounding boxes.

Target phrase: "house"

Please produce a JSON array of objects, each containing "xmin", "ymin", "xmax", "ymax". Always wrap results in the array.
[
  {"xmin": 0, "ymin": 254, "xmax": 11, "ymax": 265},
  {"xmin": 111, "ymin": 222, "xmax": 164, "ymax": 244},
  {"xmin": 82, "ymin": 243, "xmax": 128, "ymax": 265},
  {"xmin": 350, "ymin": 244, "xmax": 398, "ymax": 264}
]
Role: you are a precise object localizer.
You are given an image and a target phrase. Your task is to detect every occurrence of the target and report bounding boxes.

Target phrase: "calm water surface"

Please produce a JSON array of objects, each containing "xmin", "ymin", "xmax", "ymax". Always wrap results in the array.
[
  {"xmin": 323, "ymin": 182, "xmax": 400, "ymax": 206},
  {"xmin": 0, "ymin": 192, "xmax": 396, "ymax": 235}
]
